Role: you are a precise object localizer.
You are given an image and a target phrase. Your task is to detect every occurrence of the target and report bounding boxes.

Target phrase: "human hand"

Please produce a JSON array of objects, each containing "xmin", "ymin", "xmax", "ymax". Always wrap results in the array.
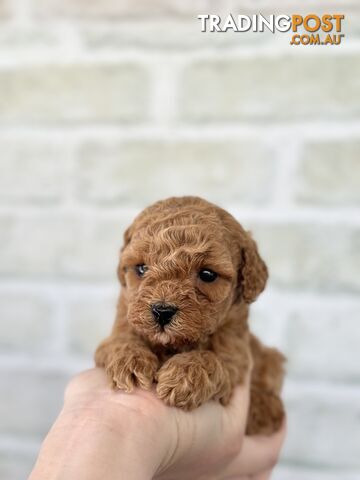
[{"xmin": 30, "ymin": 368, "xmax": 286, "ymax": 480}]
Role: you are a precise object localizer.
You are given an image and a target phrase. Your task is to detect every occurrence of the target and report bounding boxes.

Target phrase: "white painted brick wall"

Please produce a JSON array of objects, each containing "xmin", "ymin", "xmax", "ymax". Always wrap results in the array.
[
  {"xmin": 77, "ymin": 139, "xmax": 275, "ymax": 204},
  {"xmin": 296, "ymin": 140, "xmax": 360, "ymax": 205},
  {"xmin": 0, "ymin": 64, "xmax": 149, "ymax": 123},
  {"xmin": 181, "ymin": 55, "xmax": 360, "ymax": 122},
  {"xmin": 0, "ymin": 1, "xmax": 359, "ymax": 479}
]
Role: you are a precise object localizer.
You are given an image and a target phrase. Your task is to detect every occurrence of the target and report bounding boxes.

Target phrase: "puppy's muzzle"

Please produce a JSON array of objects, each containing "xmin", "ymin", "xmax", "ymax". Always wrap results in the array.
[{"xmin": 151, "ymin": 303, "xmax": 178, "ymax": 327}]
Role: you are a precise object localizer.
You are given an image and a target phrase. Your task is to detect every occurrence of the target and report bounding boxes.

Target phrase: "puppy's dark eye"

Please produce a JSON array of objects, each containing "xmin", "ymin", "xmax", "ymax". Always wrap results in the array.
[
  {"xmin": 199, "ymin": 269, "xmax": 218, "ymax": 283},
  {"xmin": 135, "ymin": 264, "xmax": 148, "ymax": 277}
]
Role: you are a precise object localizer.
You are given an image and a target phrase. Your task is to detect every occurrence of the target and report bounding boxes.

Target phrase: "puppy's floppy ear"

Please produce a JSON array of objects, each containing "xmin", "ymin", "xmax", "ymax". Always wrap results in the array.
[
  {"xmin": 122, "ymin": 225, "xmax": 133, "ymax": 250},
  {"xmin": 117, "ymin": 225, "xmax": 133, "ymax": 287},
  {"xmin": 238, "ymin": 233, "xmax": 268, "ymax": 304}
]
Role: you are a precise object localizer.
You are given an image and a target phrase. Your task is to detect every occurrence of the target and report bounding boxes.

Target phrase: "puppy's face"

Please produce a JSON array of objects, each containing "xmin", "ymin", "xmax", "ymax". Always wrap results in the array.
[
  {"xmin": 118, "ymin": 198, "xmax": 268, "ymax": 348},
  {"xmin": 121, "ymin": 226, "xmax": 236, "ymax": 347}
]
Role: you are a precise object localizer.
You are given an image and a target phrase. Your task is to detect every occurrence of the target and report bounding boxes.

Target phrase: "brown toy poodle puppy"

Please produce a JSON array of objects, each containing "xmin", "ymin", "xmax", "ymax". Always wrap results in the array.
[{"xmin": 95, "ymin": 196, "xmax": 285, "ymax": 435}]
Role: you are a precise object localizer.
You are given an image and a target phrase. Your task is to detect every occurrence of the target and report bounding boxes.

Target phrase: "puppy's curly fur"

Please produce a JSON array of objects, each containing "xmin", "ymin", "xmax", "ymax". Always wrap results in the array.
[{"xmin": 95, "ymin": 196, "xmax": 285, "ymax": 434}]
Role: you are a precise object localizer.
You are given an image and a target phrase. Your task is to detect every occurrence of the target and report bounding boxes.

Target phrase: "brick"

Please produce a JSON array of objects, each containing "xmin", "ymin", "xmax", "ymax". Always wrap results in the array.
[
  {"xmin": 284, "ymin": 305, "xmax": 360, "ymax": 381},
  {"xmin": 0, "ymin": 139, "xmax": 70, "ymax": 204},
  {"xmin": 248, "ymin": 222, "xmax": 360, "ymax": 293},
  {"xmin": 0, "ymin": 25, "xmax": 60, "ymax": 49},
  {"xmin": 67, "ymin": 294, "xmax": 117, "ymax": 355},
  {"xmin": 249, "ymin": 302, "xmax": 286, "ymax": 350},
  {"xmin": 181, "ymin": 55, "xmax": 360, "ymax": 122},
  {"xmin": 32, "ymin": 0, "xmax": 211, "ymax": 18},
  {"xmin": 0, "ymin": 370, "xmax": 69, "ymax": 437},
  {"xmin": 77, "ymin": 140, "xmax": 274, "ymax": 205},
  {"xmin": 283, "ymin": 383, "xmax": 360, "ymax": 468},
  {"xmin": 0, "ymin": 215, "xmax": 69, "ymax": 277},
  {"xmin": 296, "ymin": 140, "xmax": 360, "ymax": 206},
  {"xmin": 0, "ymin": 64, "xmax": 148, "ymax": 123},
  {"xmin": 0, "ymin": 292, "xmax": 53, "ymax": 353},
  {"xmin": 0, "ymin": 449, "xmax": 37, "ymax": 480},
  {"xmin": 0, "ymin": 213, "xmax": 132, "ymax": 279}
]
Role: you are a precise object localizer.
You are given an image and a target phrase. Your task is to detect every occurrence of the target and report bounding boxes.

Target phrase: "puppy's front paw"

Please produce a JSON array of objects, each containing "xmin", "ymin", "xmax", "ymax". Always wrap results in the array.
[
  {"xmin": 106, "ymin": 347, "xmax": 159, "ymax": 392},
  {"xmin": 156, "ymin": 352, "xmax": 225, "ymax": 410}
]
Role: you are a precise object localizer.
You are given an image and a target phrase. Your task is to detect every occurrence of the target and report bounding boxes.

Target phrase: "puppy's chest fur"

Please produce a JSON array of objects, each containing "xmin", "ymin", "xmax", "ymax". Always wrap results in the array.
[{"xmin": 148, "ymin": 338, "xmax": 211, "ymax": 365}]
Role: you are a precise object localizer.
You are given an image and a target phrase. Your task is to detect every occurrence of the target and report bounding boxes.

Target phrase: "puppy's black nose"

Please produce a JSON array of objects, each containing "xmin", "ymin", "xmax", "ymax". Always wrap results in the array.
[{"xmin": 151, "ymin": 303, "xmax": 178, "ymax": 327}]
